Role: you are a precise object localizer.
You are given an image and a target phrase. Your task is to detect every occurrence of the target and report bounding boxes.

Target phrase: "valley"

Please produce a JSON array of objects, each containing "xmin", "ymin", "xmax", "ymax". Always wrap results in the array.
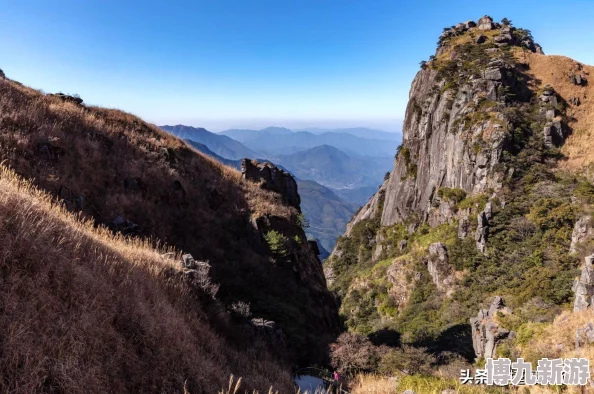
[
  {"xmin": 161, "ymin": 124, "xmax": 397, "ymax": 254},
  {"xmin": 1, "ymin": 5, "xmax": 594, "ymax": 394}
]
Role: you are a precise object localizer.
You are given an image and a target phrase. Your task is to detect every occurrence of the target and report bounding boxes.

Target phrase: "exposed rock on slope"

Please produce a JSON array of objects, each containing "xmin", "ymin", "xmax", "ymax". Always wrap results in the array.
[
  {"xmin": 242, "ymin": 158, "xmax": 301, "ymax": 211},
  {"xmin": 573, "ymin": 254, "xmax": 594, "ymax": 312},
  {"xmin": 470, "ymin": 297, "xmax": 513, "ymax": 360},
  {"xmin": 426, "ymin": 242, "xmax": 455, "ymax": 295}
]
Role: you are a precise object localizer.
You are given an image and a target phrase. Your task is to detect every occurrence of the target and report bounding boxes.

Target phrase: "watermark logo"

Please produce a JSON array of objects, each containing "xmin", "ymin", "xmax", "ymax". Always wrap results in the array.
[{"xmin": 460, "ymin": 358, "xmax": 590, "ymax": 386}]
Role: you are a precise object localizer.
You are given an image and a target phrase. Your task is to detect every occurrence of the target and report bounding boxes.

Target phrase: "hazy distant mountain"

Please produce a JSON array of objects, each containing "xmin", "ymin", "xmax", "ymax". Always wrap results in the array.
[
  {"xmin": 161, "ymin": 125, "xmax": 258, "ymax": 160},
  {"xmin": 219, "ymin": 128, "xmax": 398, "ymax": 157},
  {"xmin": 297, "ymin": 180, "xmax": 358, "ymax": 256},
  {"xmin": 183, "ymin": 139, "xmax": 241, "ymax": 169},
  {"xmin": 301, "ymin": 127, "xmax": 401, "ymax": 141},
  {"xmin": 276, "ymin": 145, "xmax": 393, "ymax": 189}
]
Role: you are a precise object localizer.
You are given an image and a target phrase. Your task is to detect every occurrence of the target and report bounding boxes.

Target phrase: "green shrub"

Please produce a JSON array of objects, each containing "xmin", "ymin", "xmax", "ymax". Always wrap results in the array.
[
  {"xmin": 378, "ymin": 345, "xmax": 436, "ymax": 376},
  {"xmin": 574, "ymin": 181, "xmax": 594, "ymax": 204},
  {"xmin": 437, "ymin": 187, "xmax": 467, "ymax": 204},
  {"xmin": 526, "ymin": 198, "xmax": 575, "ymax": 230},
  {"xmin": 264, "ymin": 230, "xmax": 289, "ymax": 257}
]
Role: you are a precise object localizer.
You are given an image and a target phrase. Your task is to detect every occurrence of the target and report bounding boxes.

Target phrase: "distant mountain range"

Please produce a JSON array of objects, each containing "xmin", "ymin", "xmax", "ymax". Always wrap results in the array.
[
  {"xmin": 297, "ymin": 180, "xmax": 358, "ymax": 257},
  {"xmin": 300, "ymin": 127, "xmax": 401, "ymax": 141},
  {"xmin": 160, "ymin": 124, "xmax": 400, "ymax": 254},
  {"xmin": 275, "ymin": 144, "xmax": 393, "ymax": 189},
  {"xmin": 218, "ymin": 127, "xmax": 400, "ymax": 157},
  {"xmin": 161, "ymin": 125, "xmax": 258, "ymax": 160}
]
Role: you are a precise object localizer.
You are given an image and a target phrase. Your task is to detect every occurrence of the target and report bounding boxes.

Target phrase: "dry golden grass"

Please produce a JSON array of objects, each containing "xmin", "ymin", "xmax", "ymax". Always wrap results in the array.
[
  {"xmin": 521, "ymin": 52, "xmax": 594, "ymax": 174},
  {"xmin": 0, "ymin": 76, "xmax": 337, "ymax": 368},
  {"xmin": 0, "ymin": 164, "xmax": 294, "ymax": 393}
]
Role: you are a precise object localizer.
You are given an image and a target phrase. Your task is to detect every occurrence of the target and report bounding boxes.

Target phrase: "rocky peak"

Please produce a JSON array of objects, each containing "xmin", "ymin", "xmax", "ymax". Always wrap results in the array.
[
  {"xmin": 438, "ymin": 16, "xmax": 543, "ymax": 55},
  {"xmin": 241, "ymin": 158, "xmax": 301, "ymax": 211},
  {"xmin": 378, "ymin": 16, "xmax": 551, "ymax": 247}
]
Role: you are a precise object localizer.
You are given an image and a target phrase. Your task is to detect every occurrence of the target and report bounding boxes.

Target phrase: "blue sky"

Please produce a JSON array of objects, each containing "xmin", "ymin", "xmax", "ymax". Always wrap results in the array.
[{"xmin": 1, "ymin": 1, "xmax": 593, "ymax": 132}]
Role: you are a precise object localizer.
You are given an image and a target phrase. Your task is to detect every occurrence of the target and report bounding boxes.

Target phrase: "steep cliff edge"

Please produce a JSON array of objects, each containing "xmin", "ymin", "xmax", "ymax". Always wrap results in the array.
[{"xmin": 327, "ymin": 16, "xmax": 594, "ymax": 366}]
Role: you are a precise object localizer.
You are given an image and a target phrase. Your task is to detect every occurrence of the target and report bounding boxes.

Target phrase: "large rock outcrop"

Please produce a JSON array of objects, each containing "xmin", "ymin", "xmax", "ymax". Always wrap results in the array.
[
  {"xmin": 242, "ymin": 159, "xmax": 301, "ymax": 211},
  {"xmin": 570, "ymin": 216, "xmax": 593, "ymax": 254},
  {"xmin": 470, "ymin": 296, "xmax": 513, "ymax": 360},
  {"xmin": 573, "ymin": 254, "xmax": 594, "ymax": 312},
  {"xmin": 371, "ymin": 16, "xmax": 542, "ymax": 232}
]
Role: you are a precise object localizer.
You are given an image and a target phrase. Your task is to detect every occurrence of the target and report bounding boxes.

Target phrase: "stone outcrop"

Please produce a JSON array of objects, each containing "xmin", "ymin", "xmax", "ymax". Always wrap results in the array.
[
  {"xmin": 573, "ymin": 254, "xmax": 594, "ymax": 312},
  {"xmin": 242, "ymin": 159, "xmax": 301, "ymax": 211},
  {"xmin": 477, "ymin": 15, "xmax": 495, "ymax": 30},
  {"xmin": 571, "ymin": 74, "xmax": 587, "ymax": 86},
  {"xmin": 570, "ymin": 216, "xmax": 593, "ymax": 254},
  {"xmin": 426, "ymin": 242, "xmax": 455, "ymax": 294},
  {"xmin": 49, "ymin": 92, "xmax": 84, "ymax": 105},
  {"xmin": 0, "ymin": 69, "xmax": 5, "ymax": 79},
  {"xmin": 470, "ymin": 296, "xmax": 513, "ymax": 360},
  {"xmin": 475, "ymin": 203, "xmax": 492, "ymax": 254},
  {"xmin": 538, "ymin": 86, "xmax": 566, "ymax": 147},
  {"xmin": 576, "ymin": 322, "xmax": 594, "ymax": 348}
]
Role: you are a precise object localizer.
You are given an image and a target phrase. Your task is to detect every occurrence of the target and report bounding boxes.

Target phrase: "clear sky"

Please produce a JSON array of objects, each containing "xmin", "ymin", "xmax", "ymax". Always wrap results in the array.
[{"xmin": 1, "ymin": 1, "xmax": 593, "ymax": 132}]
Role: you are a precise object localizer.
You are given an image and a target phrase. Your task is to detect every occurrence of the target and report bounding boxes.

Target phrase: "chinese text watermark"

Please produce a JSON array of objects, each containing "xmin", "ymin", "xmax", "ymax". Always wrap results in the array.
[{"xmin": 460, "ymin": 358, "xmax": 590, "ymax": 386}]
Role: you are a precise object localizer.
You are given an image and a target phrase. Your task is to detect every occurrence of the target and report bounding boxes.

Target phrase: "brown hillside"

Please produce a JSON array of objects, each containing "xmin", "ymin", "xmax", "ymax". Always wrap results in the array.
[
  {"xmin": 522, "ymin": 52, "xmax": 594, "ymax": 173},
  {"xmin": 0, "ymin": 76, "xmax": 338, "ymax": 366},
  {"xmin": 0, "ymin": 166, "xmax": 294, "ymax": 393}
]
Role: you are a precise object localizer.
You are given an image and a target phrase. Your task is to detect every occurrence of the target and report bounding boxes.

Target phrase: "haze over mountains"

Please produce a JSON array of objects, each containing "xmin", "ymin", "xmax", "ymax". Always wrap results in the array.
[{"xmin": 160, "ymin": 124, "xmax": 400, "ymax": 253}]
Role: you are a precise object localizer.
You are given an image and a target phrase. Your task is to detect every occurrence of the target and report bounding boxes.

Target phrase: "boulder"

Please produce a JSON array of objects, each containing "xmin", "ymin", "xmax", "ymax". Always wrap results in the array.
[
  {"xmin": 493, "ymin": 33, "xmax": 512, "ymax": 45},
  {"xmin": 543, "ymin": 121, "xmax": 564, "ymax": 147},
  {"xmin": 573, "ymin": 254, "xmax": 594, "ymax": 312},
  {"xmin": 49, "ymin": 93, "xmax": 83, "ymax": 105},
  {"xmin": 426, "ymin": 242, "xmax": 455, "ymax": 294},
  {"xmin": 242, "ymin": 159, "xmax": 301, "ymax": 211},
  {"xmin": 569, "ymin": 96, "xmax": 581, "ymax": 106},
  {"xmin": 475, "ymin": 211, "xmax": 489, "ymax": 254},
  {"xmin": 545, "ymin": 109, "xmax": 556, "ymax": 120},
  {"xmin": 475, "ymin": 34, "xmax": 487, "ymax": 44},
  {"xmin": 110, "ymin": 215, "xmax": 139, "ymax": 235},
  {"xmin": 477, "ymin": 15, "xmax": 495, "ymax": 30},
  {"xmin": 571, "ymin": 74, "xmax": 587, "ymax": 86},
  {"xmin": 484, "ymin": 67, "xmax": 502, "ymax": 81},
  {"xmin": 470, "ymin": 296, "xmax": 513, "ymax": 360},
  {"xmin": 458, "ymin": 216, "xmax": 469, "ymax": 239},
  {"xmin": 576, "ymin": 322, "xmax": 594, "ymax": 348},
  {"xmin": 465, "ymin": 20, "xmax": 477, "ymax": 29},
  {"xmin": 570, "ymin": 216, "xmax": 593, "ymax": 254},
  {"xmin": 398, "ymin": 239, "xmax": 408, "ymax": 251}
]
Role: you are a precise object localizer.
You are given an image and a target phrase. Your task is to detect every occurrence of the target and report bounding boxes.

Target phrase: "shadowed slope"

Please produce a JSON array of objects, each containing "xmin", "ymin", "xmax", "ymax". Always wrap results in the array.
[{"xmin": 0, "ymin": 166, "xmax": 294, "ymax": 393}]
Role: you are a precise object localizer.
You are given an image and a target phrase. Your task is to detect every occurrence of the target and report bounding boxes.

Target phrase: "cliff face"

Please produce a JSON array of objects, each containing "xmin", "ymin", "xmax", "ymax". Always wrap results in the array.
[
  {"xmin": 327, "ymin": 16, "xmax": 593, "ymax": 362},
  {"xmin": 381, "ymin": 17, "xmax": 542, "ymax": 229}
]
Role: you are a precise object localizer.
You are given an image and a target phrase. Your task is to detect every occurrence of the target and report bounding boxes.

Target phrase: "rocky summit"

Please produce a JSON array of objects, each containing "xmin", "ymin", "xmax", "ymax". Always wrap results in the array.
[{"xmin": 327, "ymin": 15, "xmax": 594, "ymax": 377}]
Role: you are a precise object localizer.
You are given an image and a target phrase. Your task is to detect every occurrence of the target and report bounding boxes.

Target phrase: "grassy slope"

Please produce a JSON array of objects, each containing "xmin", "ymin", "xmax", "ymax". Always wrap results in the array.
[
  {"xmin": 0, "ymin": 76, "xmax": 336, "ymax": 370},
  {"xmin": 0, "ymin": 166, "xmax": 294, "ymax": 393},
  {"xmin": 522, "ymin": 52, "xmax": 594, "ymax": 173}
]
